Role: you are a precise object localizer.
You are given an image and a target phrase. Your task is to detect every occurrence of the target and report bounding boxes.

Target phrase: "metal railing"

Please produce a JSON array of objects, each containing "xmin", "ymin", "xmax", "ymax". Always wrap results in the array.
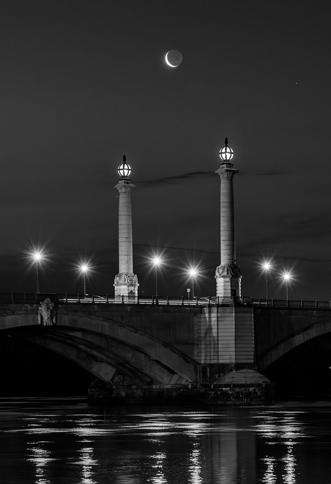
[
  {"xmin": 59, "ymin": 295, "xmax": 206, "ymax": 307},
  {"xmin": 0, "ymin": 293, "xmax": 207, "ymax": 307},
  {"xmin": 242, "ymin": 297, "xmax": 331, "ymax": 310},
  {"xmin": 0, "ymin": 293, "xmax": 330, "ymax": 310}
]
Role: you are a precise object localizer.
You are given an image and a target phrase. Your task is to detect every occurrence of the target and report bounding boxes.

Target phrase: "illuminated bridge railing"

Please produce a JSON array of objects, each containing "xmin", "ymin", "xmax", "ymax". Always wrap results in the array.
[{"xmin": 0, "ymin": 293, "xmax": 330, "ymax": 310}]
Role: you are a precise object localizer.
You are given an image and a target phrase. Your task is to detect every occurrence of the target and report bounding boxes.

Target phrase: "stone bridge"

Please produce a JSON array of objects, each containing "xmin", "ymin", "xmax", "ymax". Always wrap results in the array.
[{"xmin": 0, "ymin": 295, "xmax": 330, "ymax": 399}]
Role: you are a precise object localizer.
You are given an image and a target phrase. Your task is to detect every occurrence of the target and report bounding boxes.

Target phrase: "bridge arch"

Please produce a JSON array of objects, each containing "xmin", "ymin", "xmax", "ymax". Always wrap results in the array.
[
  {"xmin": 56, "ymin": 314, "xmax": 196, "ymax": 383},
  {"xmin": 259, "ymin": 320, "xmax": 331, "ymax": 370},
  {"xmin": 0, "ymin": 306, "xmax": 197, "ymax": 388},
  {"xmin": 25, "ymin": 332, "xmax": 117, "ymax": 383}
]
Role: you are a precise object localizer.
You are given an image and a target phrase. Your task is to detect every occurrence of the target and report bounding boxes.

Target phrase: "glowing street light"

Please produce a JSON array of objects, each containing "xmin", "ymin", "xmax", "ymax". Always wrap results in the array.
[
  {"xmin": 260, "ymin": 259, "xmax": 273, "ymax": 300},
  {"xmin": 30, "ymin": 249, "xmax": 45, "ymax": 293},
  {"xmin": 281, "ymin": 270, "xmax": 293, "ymax": 301},
  {"xmin": 151, "ymin": 255, "xmax": 163, "ymax": 298},
  {"xmin": 79, "ymin": 262, "xmax": 90, "ymax": 296},
  {"xmin": 187, "ymin": 266, "xmax": 199, "ymax": 299}
]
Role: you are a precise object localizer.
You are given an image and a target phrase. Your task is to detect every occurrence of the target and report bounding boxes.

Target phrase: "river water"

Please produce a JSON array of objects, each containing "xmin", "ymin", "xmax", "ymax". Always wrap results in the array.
[{"xmin": 0, "ymin": 398, "xmax": 330, "ymax": 483}]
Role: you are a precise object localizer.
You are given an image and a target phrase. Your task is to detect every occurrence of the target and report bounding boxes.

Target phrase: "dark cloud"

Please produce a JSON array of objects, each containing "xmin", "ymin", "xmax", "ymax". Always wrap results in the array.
[
  {"xmin": 241, "ymin": 170, "xmax": 291, "ymax": 176},
  {"xmin": 137, "ymin": 169, "xmax": 290, "ymax": 187},
  {"xmin": 137, "ymin": 171, "xmax": 214, "ymax": 187}
]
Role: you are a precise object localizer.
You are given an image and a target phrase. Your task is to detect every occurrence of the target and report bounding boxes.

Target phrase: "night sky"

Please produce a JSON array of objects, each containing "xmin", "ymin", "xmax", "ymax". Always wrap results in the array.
[{"xmin": 0, "ymin": 0, "xmax": 330, "ymax": 299}]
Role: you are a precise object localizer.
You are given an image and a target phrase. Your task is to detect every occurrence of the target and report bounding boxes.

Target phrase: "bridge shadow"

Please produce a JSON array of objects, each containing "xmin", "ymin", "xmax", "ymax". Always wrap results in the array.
[
  {"xmin": 263, "ymin": 333, "xmax": 331, "ymax": 399},
  {"xmin": 0, "ymin": 330, "xmax": 93, "ymax": 395}
]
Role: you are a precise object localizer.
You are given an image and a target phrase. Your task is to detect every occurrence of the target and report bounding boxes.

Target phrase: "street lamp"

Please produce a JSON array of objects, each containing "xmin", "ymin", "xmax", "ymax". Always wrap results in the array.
[
  {"xmin": 151, "ymin": 255, "xmax": 163, "ymax": 298},
  {"xmin": 79, "ymin": 262, "xmax": 90, "ymax": 296},
  {"xmin": 187, "ymin": 266, "xmax": 199, "ymax": 299},
  {"xmin": 281, "ymin": 270, "xmax": 293, "ymax": 301},
  {"xmin": 260, "ymin": 259, "xmax": 273, "ymax": 300},
  {"xmin": 30, "ymin": 249, "xmax": 45, "ymax": 293}
]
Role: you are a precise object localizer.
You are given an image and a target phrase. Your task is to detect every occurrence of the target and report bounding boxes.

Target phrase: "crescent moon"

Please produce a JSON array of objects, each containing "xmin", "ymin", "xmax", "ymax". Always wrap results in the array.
[{"xmin": 165, "ymin": 52, "xmax": 177, "ymax": 68}]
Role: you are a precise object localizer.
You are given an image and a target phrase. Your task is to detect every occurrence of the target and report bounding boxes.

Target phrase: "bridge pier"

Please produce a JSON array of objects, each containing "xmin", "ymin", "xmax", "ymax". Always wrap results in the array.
[
  {"xmin": 194, "ymin": 305, "xmax": 271, "ymax": 403},
  {"xmin": 196, "ymin": 306, "xmax": 255, "ymax": 370},
  {"xmin": 83, "ymin": 303, "xmax": 271, "ymax": 405}
]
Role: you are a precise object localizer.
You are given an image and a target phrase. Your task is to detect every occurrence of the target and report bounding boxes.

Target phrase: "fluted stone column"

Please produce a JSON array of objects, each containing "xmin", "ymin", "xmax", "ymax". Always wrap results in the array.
[
  {"xmin": 114, "ymin": 156, "xmax": 139, "ymax": 298},
  {"xmin": 215, "ymin": 139, "xmax": 242, "ymax": 303}
]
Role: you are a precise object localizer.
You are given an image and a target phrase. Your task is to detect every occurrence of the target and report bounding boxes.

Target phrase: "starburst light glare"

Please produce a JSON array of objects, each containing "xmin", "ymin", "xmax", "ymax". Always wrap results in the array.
[
  {"xmin": 187, "ymin": 266, "xmax": 199, "ymax": 278},
  {"xmin": 281, "ymin": 270, "xmax": 293, "ymax": 282},
  {"xmin": 150, "ymin": 254, "xmax": 163, "ymax": 298},
  {"xmin": 151, "ymin": 255, "xmax": 163, "ymax": 267},
  {"xmin": 28, "ymin": 247, "xmax": 46, "ymax": 294},
  {"xmin": 31, "ymin": 249, "xmax": 44, "ymax": 263},
  {"xmin": 79, "ymin": 262, "xmax": 90, "ymax": 274},
  {"xmin": 78, "ymin": 261, "xmax": 91, "ymax": 296},
  {"xmin": 261, "ymin": 260, "xmax": 273, "ymax": 272}
]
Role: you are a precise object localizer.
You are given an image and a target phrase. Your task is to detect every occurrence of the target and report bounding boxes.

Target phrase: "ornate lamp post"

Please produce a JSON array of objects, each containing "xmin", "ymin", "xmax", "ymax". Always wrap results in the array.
[
  {"xmin": 113, "ymin": 155, "xmax": 139, "ymax": 299},
  {"xmin": 281, "ymin": 270, "xmax": 293, "ymax": 301},
  {"xmin": 187, "ymin": 266, "xmax": 199, "ymax": 299},
  {"xmin": 151, "ymin": 255, "xmax": 163, "ymax": 298},
  {"xmin": 79, "ymin": 262, "xmax": 90, "ymax": 296},
  {"xmin": 261, "ymin": 259, "xmax": 273, "ymax": 300},
  {"xmin": 30, "ymin": 249, "xmax": 45, "ymax": 294},
  {"xmin": 215, "ymin": 138, "xmax": 242, "ymax": 303}
]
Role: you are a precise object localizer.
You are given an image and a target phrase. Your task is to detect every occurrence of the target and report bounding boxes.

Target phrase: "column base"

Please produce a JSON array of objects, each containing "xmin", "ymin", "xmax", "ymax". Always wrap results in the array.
[
  {"xmin": 215, "ymin": 263, "xmax": 242, "ymax": 302},
  {"xmin": 114, "ymin": 273, "xmax": 139, "ymax": 298},
  {"xmin": 212, "ymin": 369, "xmax": 272, "ymax": 404}
]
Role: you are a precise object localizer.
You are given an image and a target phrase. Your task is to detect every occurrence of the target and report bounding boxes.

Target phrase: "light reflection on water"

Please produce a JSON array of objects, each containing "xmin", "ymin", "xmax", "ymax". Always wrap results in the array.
[
  {"xmin": 257, "ymin": 412, "xmax": 304, "ymax": 483},
  {"xmin": 27, "ymin": 442, "xmax": 55, "ymax": 484},
  {"xmin": 149, "ymin": 451, "xmax": 167, "ymax": 484},
  {"xmin": 79, "ymin": 446, "xmax": 97, "ymax": 484},
  {"xmin": 0, "ymin": 400, "xmax": 330, "ymax": 483},
  {"xmin": 189, "ymin": 443, "xmax": 202, "ymax": 484}
]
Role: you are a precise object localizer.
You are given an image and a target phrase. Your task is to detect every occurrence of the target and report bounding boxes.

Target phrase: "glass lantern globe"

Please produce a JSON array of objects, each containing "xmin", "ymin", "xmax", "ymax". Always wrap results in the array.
[
  {"xmin": 219, "ymin": 138, "xmax": 234, "ymax": 161},
  {"xmin": 117, "ymin": 155, "xmax": 132, "ymax": 178}
]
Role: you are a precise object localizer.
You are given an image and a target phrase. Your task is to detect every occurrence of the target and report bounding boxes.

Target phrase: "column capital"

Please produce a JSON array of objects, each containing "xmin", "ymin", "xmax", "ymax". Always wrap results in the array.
[
  {"xmin": 216, "ymin": 163, "xmax": 239, "ymax": 180},
  {"xmin": 115, "ymin": 179, "xmax": 135, "ymax": 192}
]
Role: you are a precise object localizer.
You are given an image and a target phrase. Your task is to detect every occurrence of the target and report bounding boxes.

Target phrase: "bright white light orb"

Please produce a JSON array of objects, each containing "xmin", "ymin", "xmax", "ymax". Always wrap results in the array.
[
  {"xmin": 151, "ymin": 255, "xmax": 163, "ymax": 268},
  {"xmin": 219, "ymin": 137, "xmax": 234, "ymax": 161},
  {"xmin": 281, "ymin": 270, "xmax": 293, "ymax": 282},
  {"xmin": 31, "ymin": 250, "xmax": 44, "ymax": 263},
  {"xmin": 187, "ymin": 266, "xmax": 199, "ymax": 279},
  {"xmin": 79, "ymin": 263, "xmax": 90, "ymax": 274},
  {"xmin": 117, "ymin": 154, "xmax": 132, "ymax": 178},
  {"xmin": 261, "ymin": 260, "xmax": 273, "ymax": 272}
]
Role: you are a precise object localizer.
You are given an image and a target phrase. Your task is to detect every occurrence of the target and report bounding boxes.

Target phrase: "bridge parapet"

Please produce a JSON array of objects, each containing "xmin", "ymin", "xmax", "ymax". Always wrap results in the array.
[
  {"xmin": 243, "ymin": 297, "xmax": 331, "ymax": 310},
  {"xmin": 0, "ymin": 293, "xmax": 330, "ymax": 310}
]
